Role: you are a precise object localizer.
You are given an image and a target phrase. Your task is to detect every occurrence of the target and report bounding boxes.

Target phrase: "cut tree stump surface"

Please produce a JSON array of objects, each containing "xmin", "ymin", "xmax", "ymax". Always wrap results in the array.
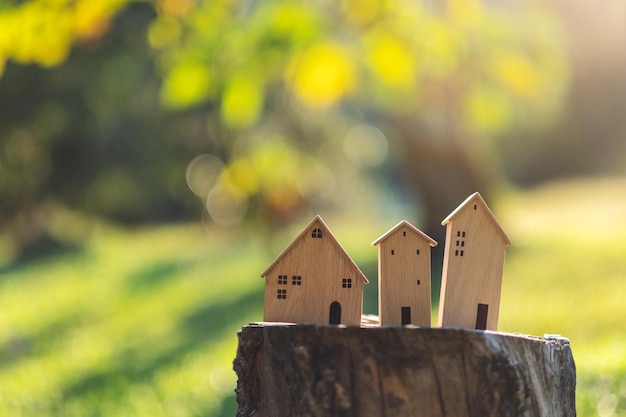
[{"xmin": 233, "ymin": 323, "xmax": 575, "ymax": 417}]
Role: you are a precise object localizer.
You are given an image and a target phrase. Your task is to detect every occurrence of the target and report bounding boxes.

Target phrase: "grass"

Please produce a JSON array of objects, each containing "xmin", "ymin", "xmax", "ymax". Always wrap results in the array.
[
  {"xmin": 0, "ymin": 177, "xmax": 625, "ymax": 416},
  {"xmin": 497, "ymin": 178, "xmax": 626, "ymax": 417}
]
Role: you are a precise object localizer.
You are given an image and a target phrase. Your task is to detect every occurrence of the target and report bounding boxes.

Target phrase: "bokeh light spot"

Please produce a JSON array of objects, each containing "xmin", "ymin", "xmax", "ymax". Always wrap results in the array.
[
  {"xmin": 286, "ymin": 42, "xmax": 356, "ymax": 108},
  {"xmin": 221, "ymin": 72, "xmax": 264, "ymax": 128},
  {"xmin": 366, "ymin": 32, "xmax": 416, "ymax": 89},
  {"xmin": 343, "ymin": 124, "xmax": 389, "ymax": 168},
  {"xmin": 206, "ymin": 183, "xmax": 248, "ymax": 227},
  {"xmin": 597, "ymin": 393, "xmax": 618, "ymax": 417},
  {"xmin": 186, "ymin": 154, "xmax": 224, "ymax": 198},
  {"xmin": 161, "ymin": 62, "xmax": 212, "ymax": 109}
]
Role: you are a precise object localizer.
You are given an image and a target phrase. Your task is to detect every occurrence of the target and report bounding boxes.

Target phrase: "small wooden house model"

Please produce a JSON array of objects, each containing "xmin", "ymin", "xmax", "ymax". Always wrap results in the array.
[
  {"xmin": 438, "ymin": 192, "xmax": 511, "ymax": 331},
  {"xmin": 261, "ymin": 215, "xmax": 368, "ymax": 326},
  {"xmin": 372, "ymin": 221, "xmax": 437, "ymax": 326}
]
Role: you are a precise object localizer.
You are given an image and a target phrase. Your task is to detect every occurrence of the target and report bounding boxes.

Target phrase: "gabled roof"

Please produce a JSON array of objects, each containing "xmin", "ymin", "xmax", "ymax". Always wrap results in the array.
[
  {"xmin": 371, "ymin": 220, "xmax": 437, "ymax": 247},
  {"xmin": 261, "ymin": 215, "xmax": 369, "ymax": 284},
  {"xmin": 441, "ymin": 192, "xmax": 511, "ymax": 246}
]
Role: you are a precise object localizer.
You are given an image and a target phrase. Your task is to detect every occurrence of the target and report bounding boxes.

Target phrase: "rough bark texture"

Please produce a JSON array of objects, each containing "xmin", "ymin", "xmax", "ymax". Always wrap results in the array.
[{"xmin": 233, "ymin": 324, "xmax": 576, "ymax": 417}]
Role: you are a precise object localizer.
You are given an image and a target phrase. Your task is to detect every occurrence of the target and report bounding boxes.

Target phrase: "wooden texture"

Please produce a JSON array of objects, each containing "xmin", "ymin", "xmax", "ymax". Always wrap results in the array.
[
  {"xmin": 372, "ymin": 221, "xmax": 437, "ymax": 326},
  {"xmin": 438, "ymin": 192, "xmax": 511, "ymax": 330},
  {"xmin": 234, "ymin": 324, "xmax": 576, "ymax": 417},
  {"xmin": 261, "ymin": 216, "xmax": 368, "ymax": 326}
]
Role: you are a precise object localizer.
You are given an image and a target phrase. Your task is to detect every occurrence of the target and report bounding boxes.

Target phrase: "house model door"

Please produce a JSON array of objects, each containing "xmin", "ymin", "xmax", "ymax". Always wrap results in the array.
[{"xmin": 329, "ymin": 301, "xmax": 341, "ymax": 324}]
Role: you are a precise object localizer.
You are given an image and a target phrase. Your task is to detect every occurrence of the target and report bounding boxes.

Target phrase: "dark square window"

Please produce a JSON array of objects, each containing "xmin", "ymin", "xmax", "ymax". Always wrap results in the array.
[
  {"xmin": 311, "ymin": 228, "xmax": 323, "ymax": 238},
  {"xmin": 277, "ymin": 289, "xmax": 287, "ymax": 299},
  {"xmin": 342, "ymin": 278, "xmax": 352, "ymax": 288},
  {"xmin": 292, "ymin": 275, "xmax": 302, "ymax": 285},
  {"xmin": 278, "ymin": 275, "xmax": 288, "ymax": 285}
]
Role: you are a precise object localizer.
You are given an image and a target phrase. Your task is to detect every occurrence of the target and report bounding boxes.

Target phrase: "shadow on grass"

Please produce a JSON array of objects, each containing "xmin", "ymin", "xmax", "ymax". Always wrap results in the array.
[
  {"xmin": 216, "ymin": 393, "xmax": 238, "ymax": 417},
  {"xmin": 0, "ymin": 258, "xmax": 201, "ymax": 370},
  {"xmin": 0, "ymin": 312, "xmax": 86, "ymax": 370},
  {"xmin": 60, "ymin": 289, "xmax": 263, "ymax": 403},
  {"xmin": 127, "ymin": 258, "xmax": 197, "ymax": 291},
  {"xmin": 0, "ymin": 232, "xmax": 83, "ymax": 275}
]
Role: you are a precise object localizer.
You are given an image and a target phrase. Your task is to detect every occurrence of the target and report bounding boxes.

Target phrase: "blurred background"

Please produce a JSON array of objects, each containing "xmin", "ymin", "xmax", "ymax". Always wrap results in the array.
[{"xmin": 0, "ymin": 0, "xmax": 625, "ymax": 416}]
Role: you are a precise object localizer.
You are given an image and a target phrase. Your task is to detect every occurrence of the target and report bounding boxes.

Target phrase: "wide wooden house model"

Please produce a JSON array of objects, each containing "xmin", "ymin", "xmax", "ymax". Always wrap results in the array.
[
  {"xmin": 261, "ymin": 215, "xmax": 368, "ymax": 326},
  {"xmin": 438, "ymin": 192, "xmax": 511, "ymax": 331},
  {"xmin": 372, "ymin": 221, "xmax": 437, "ymax": 326}
]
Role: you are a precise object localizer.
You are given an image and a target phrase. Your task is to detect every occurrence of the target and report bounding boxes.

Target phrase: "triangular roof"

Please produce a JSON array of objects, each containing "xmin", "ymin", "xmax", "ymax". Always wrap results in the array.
[
  {"xmin": 371, "ymin": 220, "xmax": 437, "ymax": 247},
  {"xmin": 441, "ymin": 192, "xmax": 511, "ymax": 246},
  {"xmin": 261, "ymin": 215, "xmax": 369, "ymax": 284}
]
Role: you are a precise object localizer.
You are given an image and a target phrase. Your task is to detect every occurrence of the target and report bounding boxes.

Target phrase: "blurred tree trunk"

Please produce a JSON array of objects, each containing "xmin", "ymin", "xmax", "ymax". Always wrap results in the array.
[{"xmin": 392, "ymin": 115, "xmax": 494, "ymax": 249}]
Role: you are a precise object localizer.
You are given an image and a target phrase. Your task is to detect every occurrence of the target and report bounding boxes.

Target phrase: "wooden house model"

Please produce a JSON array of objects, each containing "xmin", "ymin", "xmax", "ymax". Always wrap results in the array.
[
  {"xmin": 438, "ymin": 192, "xmax": 511, "ymax": 331},
  {"xmin": 372, "ymin": 221, "xmax": 437, "ymax": 326},
  {"xmin": 261, "ymin": 215, "xmax": 368, "ymax": 326}
]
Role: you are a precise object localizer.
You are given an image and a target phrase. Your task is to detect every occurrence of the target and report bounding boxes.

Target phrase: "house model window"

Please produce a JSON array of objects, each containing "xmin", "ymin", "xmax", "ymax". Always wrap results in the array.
[
  {"xmin": 311, "ymin": 228, "xmax": 323, "ymax": 238},
  {"xmin": 455, "ymin": 231, "xmax": 466, "ymax": 256},
  {"xmin": 342, "ymin": 278, "xmax": 352, "ymax": 288},
  {"xmin": 278, "ymin": 275, "xmax": 287, "ymax": 285},
  {"xmin": 277, "ymin": 289, "xmax": 287, "ymax": 299},
  {"xmin": 292, "ymin": 275, "xmax": 302, "ymax": 285}
]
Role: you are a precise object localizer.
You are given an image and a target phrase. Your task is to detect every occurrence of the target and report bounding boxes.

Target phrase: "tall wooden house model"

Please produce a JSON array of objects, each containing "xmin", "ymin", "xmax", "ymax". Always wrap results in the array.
[
  {"xmin": 372, "ymin": 221, "xmax": 437, "ymax": 326},
  {"xmin": 261, "ymin": 215, "xmax": 368, "ymax": 326},
  {"xmin": 438, "ymin": 192, "xmax": 511, "ymax": 330},
  {"xmin": 259, "ymin": 192, "xmax": 509, "ymax": 330}
]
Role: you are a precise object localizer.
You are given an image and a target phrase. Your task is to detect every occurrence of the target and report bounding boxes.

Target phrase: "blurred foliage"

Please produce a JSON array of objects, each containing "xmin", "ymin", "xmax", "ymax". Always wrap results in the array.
[
  {"xmin": 0, "ymin": 2, "xmax": 200, "ymax": 255},
  {"xmin": 0, "ymin": 0, "xmax": 134, "ymax": 72},
  {"xmin": 148, "ymin": 0, "xmax": 569, "ymax": 231},
  {"xmin": 0, "ymin": 0, "xmax": 569, "ymax": 241}
]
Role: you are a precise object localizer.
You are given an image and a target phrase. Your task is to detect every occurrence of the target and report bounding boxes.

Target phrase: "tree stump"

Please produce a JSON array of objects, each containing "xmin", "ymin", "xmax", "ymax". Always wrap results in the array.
[{"xmin": 233, "ymin": 324, "xmax": 576, "ymax": 417}]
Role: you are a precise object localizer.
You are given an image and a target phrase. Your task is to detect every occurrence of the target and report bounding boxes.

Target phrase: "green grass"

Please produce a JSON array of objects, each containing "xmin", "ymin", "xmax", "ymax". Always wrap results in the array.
[
  {"xmin": 497, "ymin": 178, "xmax": 626, "ymax": 417},
  {"xmin": 0, "ymin": 177, "xmax": 625, "ymax": 416}
]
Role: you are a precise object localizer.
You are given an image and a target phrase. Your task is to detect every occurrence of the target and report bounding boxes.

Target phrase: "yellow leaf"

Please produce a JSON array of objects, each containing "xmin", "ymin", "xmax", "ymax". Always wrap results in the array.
[
  {"xmin": 341, "ymin": 0, "xmax": 385, "ymax": 27},
  {"xmin": 73, "ymin": 1, "xmax": 112, "ymax": 41},
  {"xmin": 156, "ymin": 0, "xmax": 196, "ymax": 17},
  {"xmin": 494, "ymin": 53, "xmax": 540, "ymax": 98},
  {"xmin": 160, "ymin": 62, "xmax": 212, "ymax": 109},
  {"xmin": 463, "ymin": 86, "xmax": 511, "ymax": 135},
  {"xmin": 222, "ymin": 159, "xmax": 259, "ymax": 195},
  {"xmin": 448, "ymin": 0, "xmax": 483, "ymax": 27},
  {"xmin": 365, "ymin": 32, "xmax": 416, "ymax": 89},
  {"xmin": 9, "ymin": 4, "xmax": 72, "ymax": 67},
  {"xmin": 286, "ymin": 42, "xmax": 356, "ymax": 108},
  {"xmin": 419, "ymin": 18, "xmax": 459, "ymax": 76},
  {"xmin": 221, "ymin": 72, "xmax": 264, "ymax": 128}
]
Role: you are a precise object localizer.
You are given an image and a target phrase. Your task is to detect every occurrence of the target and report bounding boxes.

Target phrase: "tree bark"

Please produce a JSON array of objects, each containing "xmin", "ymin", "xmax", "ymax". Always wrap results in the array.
[{"xmin": 233, "ymin": 324, "xmax": 576, "ymax": 417}]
